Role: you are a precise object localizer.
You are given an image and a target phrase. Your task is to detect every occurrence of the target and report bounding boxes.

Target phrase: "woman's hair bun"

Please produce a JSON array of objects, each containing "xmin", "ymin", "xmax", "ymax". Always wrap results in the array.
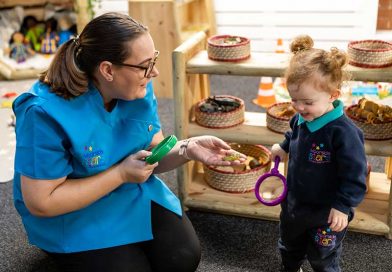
[{"xmin": 290, "ymin": 35, "xmax": 314, "ymax": 54}]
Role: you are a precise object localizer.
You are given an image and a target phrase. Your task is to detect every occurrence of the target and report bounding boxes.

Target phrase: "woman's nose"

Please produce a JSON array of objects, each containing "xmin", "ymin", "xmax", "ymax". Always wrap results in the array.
[{"xmin": 149, "ymin": 66, "xmax": 159, "ymax": 78}]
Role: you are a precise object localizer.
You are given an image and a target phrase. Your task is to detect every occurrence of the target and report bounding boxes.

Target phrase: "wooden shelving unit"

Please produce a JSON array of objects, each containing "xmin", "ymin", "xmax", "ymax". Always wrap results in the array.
[
  {"xmin": 173, "ymin": 31, "xmax": 392, "ymax": 238},
  {"xmin": 129, "ymin": 0, "xmax": 216, "ymax": 98}
]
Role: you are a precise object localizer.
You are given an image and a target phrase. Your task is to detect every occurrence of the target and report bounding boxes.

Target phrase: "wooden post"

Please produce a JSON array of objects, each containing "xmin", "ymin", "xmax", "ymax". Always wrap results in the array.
[
  {"xmin": 129, "ymin": 0, "xmax": 215, "ymax": 98},
  {"xmin": 386, "ymin": 157, "xmax": 392, "ymax": 179},
  {"xmin": 173, "ymin": 31, "xmax": 208, "ymax": 205},
  {"xmin": 74, "ymin": 0, "xmax": 91, "ymax": 33}
]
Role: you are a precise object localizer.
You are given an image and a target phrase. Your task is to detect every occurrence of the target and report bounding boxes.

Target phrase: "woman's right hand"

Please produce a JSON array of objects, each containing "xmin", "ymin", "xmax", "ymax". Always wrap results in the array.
[
  {"xmin": 271, "ymin": 144, "xmax": 287, "ymax": 161},
  {"xmin": 118, "ymin": 150, "xmax": 158, "ymax": 183}
]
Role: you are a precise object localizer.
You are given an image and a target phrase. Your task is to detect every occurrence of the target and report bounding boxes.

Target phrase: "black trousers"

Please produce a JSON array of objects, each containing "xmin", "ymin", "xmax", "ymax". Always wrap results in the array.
[
  {"xmin": 278, "ymin": 202, "xmax": 353, "ymax": 272},
  {"xmin": 47, "ymin": 202, "xmax": 201, "ymax": 272}
]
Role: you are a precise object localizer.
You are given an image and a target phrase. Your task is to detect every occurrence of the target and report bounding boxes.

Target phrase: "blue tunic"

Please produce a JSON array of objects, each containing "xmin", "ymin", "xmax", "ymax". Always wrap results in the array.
[{"xmin": 12, "ymin": 81, "xmax": 181, "ymax": 253}]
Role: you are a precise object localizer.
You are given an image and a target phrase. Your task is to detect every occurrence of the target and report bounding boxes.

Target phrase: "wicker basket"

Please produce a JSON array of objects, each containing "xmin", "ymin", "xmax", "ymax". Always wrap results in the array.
[
  {"xmin": 207, "ymin": 35, "xmax": 250, "ymax": 62},
  {"xmin": 345, "ymin": 105, "xmax": 392, "ymax": 140},
  {"xmin": 195, "ymin": 95, "xmax": 245, "ymax": 128},
  {"xmin": 266, "ymin": 102, "xmax": 295, "ymax": 134},
  {"xmin": 203, "ymin": 143, "xmax": 271, "ymax": 193},
  {"xmin": 348, "ymin": 40, "xmax": 392, "ymax": 68}
]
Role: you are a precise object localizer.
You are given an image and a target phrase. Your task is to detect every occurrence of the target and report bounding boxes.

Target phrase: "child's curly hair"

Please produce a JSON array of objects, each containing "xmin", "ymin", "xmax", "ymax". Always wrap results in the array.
[{"xmin": 285, "ymin": 35, "xmax": 350, "ymax": 93}]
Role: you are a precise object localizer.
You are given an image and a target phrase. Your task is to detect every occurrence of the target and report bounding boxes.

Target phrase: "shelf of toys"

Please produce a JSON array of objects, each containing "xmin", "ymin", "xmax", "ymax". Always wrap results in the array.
[
  {"xmin": 173, "ymin": 31, "xmax": 392, "ymax": 239},
  {"xmin": 0, "ymin": 0, "xmax": 90, "ymax": 80}
]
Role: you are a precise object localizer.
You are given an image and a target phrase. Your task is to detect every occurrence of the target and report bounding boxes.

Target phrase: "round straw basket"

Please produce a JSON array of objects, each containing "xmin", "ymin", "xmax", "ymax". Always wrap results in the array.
[
  {"xmin": 348, "ymin": 40, "xmax": 392, "ymax": 68},
  {"xmin": 345, "ymin": 105, "xmax": 392, "ymax": 140},
  {"xmin": 203, "ymin": 143, "xmax": 271, "ymax": 193},
  {"xmin": 207, "ymin": 35, "xmax": 250, "ymax": 62},
  {"xmin": 195, "ymin": 95, "xmax": 245, "ymax": 129},
  {"xmin": 266, "ymin": 102, "xmax": 295, "ymax": 134}
]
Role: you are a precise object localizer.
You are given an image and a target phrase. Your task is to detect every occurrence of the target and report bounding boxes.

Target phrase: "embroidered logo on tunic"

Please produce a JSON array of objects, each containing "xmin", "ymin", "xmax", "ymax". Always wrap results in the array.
[
  {"xmin": 314, "ymin": 227, "xmax": 336, "ymax": 247},
  {"xmin": 308, "ymin": 143, "xmax": 331, "ymax": 163},
  {"xmin": 82, "ymin": 145, "xmax": 105, "ymax": 168}
]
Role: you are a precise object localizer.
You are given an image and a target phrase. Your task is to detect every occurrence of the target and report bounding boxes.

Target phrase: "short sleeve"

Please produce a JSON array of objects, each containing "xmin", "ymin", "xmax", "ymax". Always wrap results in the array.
[{"xmin": 14, "ymin": 105, "xmax": 73, "ymax": 179}]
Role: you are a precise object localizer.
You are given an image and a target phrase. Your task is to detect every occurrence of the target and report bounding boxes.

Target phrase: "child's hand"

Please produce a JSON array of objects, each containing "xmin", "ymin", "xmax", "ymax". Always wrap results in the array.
[
  {"xmin": 328, "ymin": 208, "xmax": 348, "ymax": 232},
  {"xmin": 271, "ymin": 144, "xmax": 287, "ymax": 161},
  {"xmin": 119, "ymin": 150, "xmax": 158, "ymax": 183}
]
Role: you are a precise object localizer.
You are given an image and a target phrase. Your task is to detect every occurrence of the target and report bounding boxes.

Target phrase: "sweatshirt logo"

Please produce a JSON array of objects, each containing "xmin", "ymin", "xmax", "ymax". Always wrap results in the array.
[
  {"xmin": 83, "ymin": 144, "xmax": 105, "ymax": 168},
  {"xmin": 308, "ymin": 143, "xmax": 330, "ymax": 164}
]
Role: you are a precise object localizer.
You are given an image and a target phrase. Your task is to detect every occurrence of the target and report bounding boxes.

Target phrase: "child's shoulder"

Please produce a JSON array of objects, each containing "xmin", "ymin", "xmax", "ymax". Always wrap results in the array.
[{"xmin": 329, "ymin": 115, "xmax": 364, "ymax": 138}]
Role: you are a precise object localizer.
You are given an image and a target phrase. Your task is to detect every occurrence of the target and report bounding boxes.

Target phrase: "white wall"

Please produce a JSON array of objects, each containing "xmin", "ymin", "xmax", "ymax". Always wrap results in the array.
[
  {"xmin": 214, "ymin": 0, "xmax": 380, "ymax": 53},
  {"xmin": 93, "ymin": 0, "xmax": 129, "ymax": 17},
  {"xmin": 95, "ymin": 0, "xmax": 382, "ymax": 53}
]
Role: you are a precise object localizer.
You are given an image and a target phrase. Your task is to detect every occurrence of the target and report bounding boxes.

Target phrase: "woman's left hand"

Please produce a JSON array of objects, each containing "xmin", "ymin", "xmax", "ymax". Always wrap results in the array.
[{"xmin": 184, "ymin": 136, "xmax": 246, "ymax": 166}]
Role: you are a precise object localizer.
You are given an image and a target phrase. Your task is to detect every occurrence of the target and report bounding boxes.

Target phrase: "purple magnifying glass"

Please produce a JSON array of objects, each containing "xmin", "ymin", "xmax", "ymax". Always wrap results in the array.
[{"xmin": 254, "ymin": 156, "xmax": 287, "ymax": 206}]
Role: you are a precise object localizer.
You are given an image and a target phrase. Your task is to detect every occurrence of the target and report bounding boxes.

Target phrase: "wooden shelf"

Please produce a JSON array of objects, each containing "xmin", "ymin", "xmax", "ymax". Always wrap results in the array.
[
  {"xmin": 173, "ymin": 31, "xmax": 392, "ymax": 238},
  {"xmin": 189, "ymin": 112, "xmax": 392, "ymax": 157},
  {"xmin": 187, "ymin": 51, "xmax": 392, "ymax": 82},
  {"xmin": 0, "ymin": 0, "xmax": 73, "ymax": 8},
  {"xmin": 185, "ymin": 162, "xmax": 390, "ymax": 236}
]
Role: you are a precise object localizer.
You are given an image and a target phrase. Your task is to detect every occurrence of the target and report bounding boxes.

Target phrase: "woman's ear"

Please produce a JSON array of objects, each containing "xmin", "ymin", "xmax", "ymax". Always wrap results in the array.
[
  {"xmin": 329, "ymin": 89, "xmax": 341, "ymax": 101},
  {"xmin": 98, "ymin": 61, "xmax": 114, "ymax": 82}
]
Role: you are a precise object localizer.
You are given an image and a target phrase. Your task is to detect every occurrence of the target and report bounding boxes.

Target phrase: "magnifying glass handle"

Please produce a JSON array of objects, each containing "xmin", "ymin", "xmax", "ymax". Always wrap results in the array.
[{"xmin": 271, "ymin": 156, "xmax": 281, "ymax": 174}]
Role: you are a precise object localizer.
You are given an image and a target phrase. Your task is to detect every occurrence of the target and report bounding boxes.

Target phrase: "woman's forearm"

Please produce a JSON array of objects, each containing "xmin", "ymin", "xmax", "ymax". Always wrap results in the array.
[
  {"xmin": 22, "ymin": 164, "xmax": 126, "ymax": 217},
  {"xmin": 153, "ymin": 140, "xmax": 190, "ymax": 174}
]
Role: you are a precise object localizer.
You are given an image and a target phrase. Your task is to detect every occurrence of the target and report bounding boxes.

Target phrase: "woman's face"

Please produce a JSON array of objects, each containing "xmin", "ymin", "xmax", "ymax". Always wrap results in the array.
[
  {"xmin": 287, "ymin": 80, "xmax": 337, "ymax": 121},
  {"xmin": 104, "ymin": 33, "xmax": 159, "ymax": 102}
]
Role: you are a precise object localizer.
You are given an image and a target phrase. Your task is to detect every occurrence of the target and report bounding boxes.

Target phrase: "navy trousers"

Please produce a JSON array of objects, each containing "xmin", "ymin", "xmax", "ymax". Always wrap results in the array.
[{"xmin": 278, "ymin": 202, "xmax": 353, "ymax": 272}]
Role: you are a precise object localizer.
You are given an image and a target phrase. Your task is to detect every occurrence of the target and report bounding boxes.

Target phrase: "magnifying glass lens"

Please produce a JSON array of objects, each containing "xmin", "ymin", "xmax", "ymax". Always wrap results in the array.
[{"xmin": 257, "ymin": 176, "xmax": 285, "ymax": 202}]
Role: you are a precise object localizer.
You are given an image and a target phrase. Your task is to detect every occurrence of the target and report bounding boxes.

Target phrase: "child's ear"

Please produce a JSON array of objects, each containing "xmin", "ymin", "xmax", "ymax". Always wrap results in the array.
[{"xmin": 329, "ymin": 89, "xmax": 341, "ymax": 101}]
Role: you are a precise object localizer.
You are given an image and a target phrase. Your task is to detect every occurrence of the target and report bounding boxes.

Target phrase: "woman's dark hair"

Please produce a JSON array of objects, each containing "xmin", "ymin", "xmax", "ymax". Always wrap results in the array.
[{"xmin": 39, "ymin": 12, "xmax": 148, "ymax": 99}]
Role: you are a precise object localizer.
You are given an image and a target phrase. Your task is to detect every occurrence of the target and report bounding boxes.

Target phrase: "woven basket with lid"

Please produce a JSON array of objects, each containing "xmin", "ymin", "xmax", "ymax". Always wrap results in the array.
[
  {"xmin": 348, "ymin": 40, "xmax": 392, "ymax": 68},
  {"xmin": 203, "ymin": 143, "xmax": 271, "ymax": 193}
]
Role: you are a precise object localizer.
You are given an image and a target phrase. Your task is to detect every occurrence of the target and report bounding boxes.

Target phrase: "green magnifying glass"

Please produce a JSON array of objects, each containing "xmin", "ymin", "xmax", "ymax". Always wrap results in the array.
[{"xmin": 145, "ymin": 135, "xmax": 178, "ymax": 164}]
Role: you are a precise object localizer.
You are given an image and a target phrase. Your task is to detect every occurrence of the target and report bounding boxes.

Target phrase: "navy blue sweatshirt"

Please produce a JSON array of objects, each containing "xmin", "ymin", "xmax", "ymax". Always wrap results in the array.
[{"xmin": 279, "ymin": 100, "xmax": 367, "ymax": 214}]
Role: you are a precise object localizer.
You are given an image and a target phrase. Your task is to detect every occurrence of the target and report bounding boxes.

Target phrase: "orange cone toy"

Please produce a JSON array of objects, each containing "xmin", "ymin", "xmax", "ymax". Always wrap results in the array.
[
  {"xmin": 253, "ymin": 76, "xmax": 276, "ymax": 108},
  {"xmin": 275, "ymin": 38, "xmax": 284, "ymax": 53}
]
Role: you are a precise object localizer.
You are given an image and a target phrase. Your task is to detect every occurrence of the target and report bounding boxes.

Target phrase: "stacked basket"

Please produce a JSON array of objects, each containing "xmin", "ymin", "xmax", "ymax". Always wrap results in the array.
[
  {"xmin": 347, "ymin": 40, "xmax": 392, "ymax": 68},
  {"xmin": 345, "ymin": 105, "xmax": 392, "ymax": 140},
  {"xmin": 203, "ymin": 143, "xmax": 271, "ymax": 193},
  {"xmin": 207, "ymin": 35, "xmax": 251, "ymax": 62},
  {"xmin": 195, "ymin": 95, "xmax": 245, "ymax": 128},
  {"xmin": 266, "ymin": 102, "xmax": 296, "ymax": 134}
]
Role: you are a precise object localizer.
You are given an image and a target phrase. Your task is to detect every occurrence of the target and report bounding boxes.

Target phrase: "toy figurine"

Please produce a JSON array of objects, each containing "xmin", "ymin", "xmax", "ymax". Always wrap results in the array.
[
  {"xmin": 20, "ymin": 16, "xmax": 44, "ymax": 52},
  {"xmin": 58, "ymin": 15, "xmax": 75, "ymax": 46},
  {"xmin": 40, "ymin": 18, "xmax": 59, "ymax": 54},
  {"xmin": 8, "ymin": 31, "xmax": 35, "ymax": 63}
]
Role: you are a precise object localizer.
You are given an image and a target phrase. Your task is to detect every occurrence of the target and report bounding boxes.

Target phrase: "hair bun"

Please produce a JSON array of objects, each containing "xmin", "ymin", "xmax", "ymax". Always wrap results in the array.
[
  {"xmin": 290, "ymin": 35, "xmax": 314, "ymax": 54},
  {"xmin": 329, "ymin": 47, "xmax": 348, "ymax": 68}
]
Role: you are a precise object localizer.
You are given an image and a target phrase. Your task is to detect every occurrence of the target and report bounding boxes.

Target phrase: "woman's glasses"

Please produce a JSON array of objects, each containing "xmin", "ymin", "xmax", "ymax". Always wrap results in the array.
[{"xmin": 116, "ymin": 50, "xmax": 159, "ymax": 78}]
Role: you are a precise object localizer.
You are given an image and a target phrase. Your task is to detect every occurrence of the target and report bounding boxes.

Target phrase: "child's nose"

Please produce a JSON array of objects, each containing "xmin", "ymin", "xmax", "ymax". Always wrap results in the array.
[{"xmin": 295, "ymin": 103, "xmax": 305, "ymax": 111}]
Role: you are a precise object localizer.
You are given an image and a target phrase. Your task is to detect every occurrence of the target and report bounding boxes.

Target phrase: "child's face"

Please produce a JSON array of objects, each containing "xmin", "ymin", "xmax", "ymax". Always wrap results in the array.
[{"xmin": 287, "ymin": 80, "xmax": 338, "ymax": 121}]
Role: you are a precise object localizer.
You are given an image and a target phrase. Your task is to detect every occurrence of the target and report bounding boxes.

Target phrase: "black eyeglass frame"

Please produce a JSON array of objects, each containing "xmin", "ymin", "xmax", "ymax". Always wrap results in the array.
[{"xmin": 115, "ymin": 50, "xmax": 159, "ymax": 78}]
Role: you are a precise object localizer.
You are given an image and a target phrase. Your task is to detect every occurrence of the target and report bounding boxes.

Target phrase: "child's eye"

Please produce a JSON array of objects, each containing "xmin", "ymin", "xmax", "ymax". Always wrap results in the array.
[{"xmin": 305, "ymin": 102, "xmax": 313, "ymax": 105}]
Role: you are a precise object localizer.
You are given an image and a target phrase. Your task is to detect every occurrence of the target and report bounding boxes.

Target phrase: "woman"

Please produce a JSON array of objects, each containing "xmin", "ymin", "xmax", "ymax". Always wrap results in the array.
[{"xmin": 13, "ymin": 12, "xmax": 245, "ymax": 272}]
